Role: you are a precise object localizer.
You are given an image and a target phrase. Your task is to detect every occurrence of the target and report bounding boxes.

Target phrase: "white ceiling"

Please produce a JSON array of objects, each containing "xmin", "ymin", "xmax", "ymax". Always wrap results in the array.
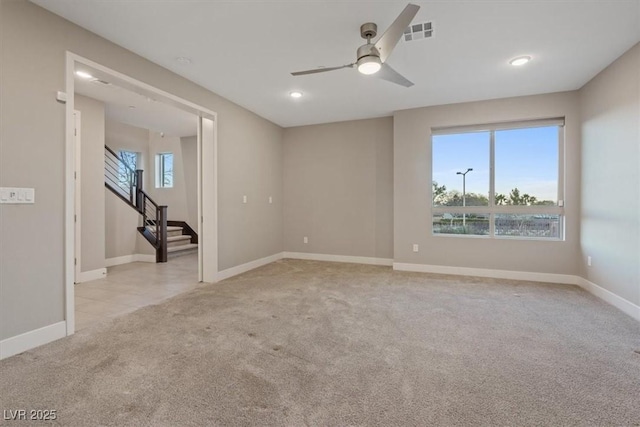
[
  {"xmin": 35, "ymin": 0, "xmax": 640, "ymax": 128},
  {"xmin": 75, "ymin": 66, "xmax": 198, "ymax": 137}
]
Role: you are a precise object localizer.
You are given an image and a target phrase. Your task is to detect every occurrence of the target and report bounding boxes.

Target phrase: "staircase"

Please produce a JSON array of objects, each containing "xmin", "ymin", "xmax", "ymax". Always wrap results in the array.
[
  {"xmin": 104, "ymin": 146, "xmax": 197, "ymax": 263},
  {"xmin": 153, "ymin": 224, "xmax": 198, "ymax": 258}
]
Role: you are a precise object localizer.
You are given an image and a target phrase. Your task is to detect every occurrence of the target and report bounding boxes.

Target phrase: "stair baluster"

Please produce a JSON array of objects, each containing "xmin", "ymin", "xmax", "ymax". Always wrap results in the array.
[{"xmin": 104, "ymin": 145, "xmax": 170, "ymax": 263}]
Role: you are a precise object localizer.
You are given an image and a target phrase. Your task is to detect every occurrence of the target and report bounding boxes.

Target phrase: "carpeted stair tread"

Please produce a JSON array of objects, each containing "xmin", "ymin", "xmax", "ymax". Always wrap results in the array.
[
  {"xmin": 167, "ymin": 243, "xmax": 198, "ymax": 253},
  {"xmin": 167, "ymin": 235, "xmax": 191, "ymax": 243}
]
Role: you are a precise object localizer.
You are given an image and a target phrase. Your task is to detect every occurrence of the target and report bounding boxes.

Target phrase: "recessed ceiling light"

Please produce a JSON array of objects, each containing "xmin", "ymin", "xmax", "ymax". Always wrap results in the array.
[
  {"xmin": 509, "ymin": 56, "xmax": 531, "ymax": 66},
  {"xmin": 175, "ymin": 56, "xmax": 192, "ymax": 65},
  {"xmin": 289, "ymin": 91, "xmax": 303, "ymax": 99},
  {"xmin": 75, "ymin": 70, "xmax": 93, "ymax": 79},
  {"xmin": 128, "ymin": 105, "xmax": 136, "ymax": 109}
]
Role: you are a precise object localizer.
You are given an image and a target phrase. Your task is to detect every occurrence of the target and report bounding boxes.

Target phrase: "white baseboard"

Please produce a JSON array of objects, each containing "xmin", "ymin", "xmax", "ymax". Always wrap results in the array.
[
  {"xmin": 134, "ymin": 254, "xmax": 156, "ymax": 263},
  {"xmin": 392, "ymin": 262, "xmax": 578, "ymax": 285},
  {"xmin": 0, "ymin": 321, "xmax": 67, "ymax": 360},
  {"xmin": 284, "ymin": 252, "xmax": 393, "ymax": 266},
  {"xmin": 217, "ymin": 252, "xmax": 285, "ymax": 281},
  {"xmin": 105, "ymin": 255, "xmax": 135, "ymax": 267},
  {"xmin": 105, "ymin": 254, "xmax": 156, "ymax": 267},
  {"xmin": 76, "ymin": 268, "xmax": 107, "ymax": 283},
  {"xmin": 393, "ymin": 262, "xmax": 638, "ymax": 321},
  {"xmin": 577, "ymin": 278, "xmax": 640, "ymax": 321}
]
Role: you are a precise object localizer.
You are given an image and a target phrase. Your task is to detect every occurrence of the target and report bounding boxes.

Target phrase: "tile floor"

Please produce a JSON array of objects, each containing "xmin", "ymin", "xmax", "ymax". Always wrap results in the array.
[{"xmin": 75, "ymin": 253, "xmax": 200, "ymax": 331}]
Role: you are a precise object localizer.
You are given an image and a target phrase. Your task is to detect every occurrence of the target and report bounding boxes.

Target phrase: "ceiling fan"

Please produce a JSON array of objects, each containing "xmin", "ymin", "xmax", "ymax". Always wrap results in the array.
[{"xmin": 291, "ymin": 3, "xmax": 420, "ymax": 87}]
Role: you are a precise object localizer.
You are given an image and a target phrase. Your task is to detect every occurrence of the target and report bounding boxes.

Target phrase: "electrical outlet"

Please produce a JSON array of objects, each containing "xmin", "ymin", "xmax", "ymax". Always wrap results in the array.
[
  {"xmin": 413, "ymin": 244, "xmax": 419, "ymax": 252},
  {"xmin": 268, "ymin": 196, "xmax": 273, "ymax": 204},
  {"xmin": 242, "ymin": 195, "xmax": 247, "ymax": 204},
  {"xmin": 587, "ymin": 256, "xmax": 592, "ymax": 267},
  {"xmin": 303, "ymin": 236, "xmax": 308, "ymax": 244}
]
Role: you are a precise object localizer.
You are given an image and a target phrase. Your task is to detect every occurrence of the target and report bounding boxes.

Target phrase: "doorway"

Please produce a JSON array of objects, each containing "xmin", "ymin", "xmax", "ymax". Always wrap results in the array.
[{"xmin": 65, "ymin": 53, "xmax": 218, "ymax": 335}]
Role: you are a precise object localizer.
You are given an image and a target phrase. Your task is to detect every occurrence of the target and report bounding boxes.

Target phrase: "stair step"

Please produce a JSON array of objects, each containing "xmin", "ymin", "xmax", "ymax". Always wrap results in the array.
[
  {"xmin": 146, "ymin": 225, "xmax": 183, "ymax": 238},
  {"xmin": 167, "ymin": 243, "xmax": 198, "ymax": 254},
  {"xmin": 146, "ymin": 225, "xmax": 182, "ymax": 232},
  {"xmin": 167, "ymin": 235, "xmax": 190, "ymax": 242},
  {"xmin": 167, "ymin": 235, "xmax": 192, "ymax": 247}
]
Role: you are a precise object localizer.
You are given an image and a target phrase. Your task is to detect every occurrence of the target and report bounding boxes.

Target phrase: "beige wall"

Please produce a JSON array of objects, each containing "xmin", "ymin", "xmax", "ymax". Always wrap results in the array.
[
  {"xmin": 283, "ymin": 117, "xmax": 393, "ymax": 259},
  {"xmin": 1, "ymin": 0, "xmax": 637, "ymax": 347},
  {"xmin": 394, "ymin": 92, "xmax": 581, "ymax": 275},
  {"xmin": 181, "ymin": 136, "xmax": 199, "ymax": 233},
  {"xmin": 218, "ymin": 113, "xmax": 283, "ymax": 270},
  {"xmin": 104, "ymin": 120, "xmax": 199, "ymax": 258},
  {"xmin": 104, "ymin": 120, "xmax": 148, "ymax": 259},
  {"xmin": 0, "ymin": 0, "xmax": 283, "ymax": 340},
  {"xmin": 75, "ymin": 95, "xmax": 106, "ymax": 273},
  {"xmin": 580, "ymin": 43, "xmax": 640, "ymax": 305},
  {"xmin": 105, "ymin": 119, "xmax": 150, "ymax": 174},
  {"xmin": 146, "ymin": 131, "xmax": 189, "ymax": 223},
  {"xmin": 105, "ymin": 190, "xmax": 141, "ymax": 259}
]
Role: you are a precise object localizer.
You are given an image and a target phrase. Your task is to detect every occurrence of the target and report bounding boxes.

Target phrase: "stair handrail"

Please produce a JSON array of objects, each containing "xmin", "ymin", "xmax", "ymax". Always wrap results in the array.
[
  {"xmin": 104, "ymin": 145, "xmax": 138, "ymax": 206},
  {"xmin": 104, "ymin": 145, "xmax": 168, "ymax": 262}
]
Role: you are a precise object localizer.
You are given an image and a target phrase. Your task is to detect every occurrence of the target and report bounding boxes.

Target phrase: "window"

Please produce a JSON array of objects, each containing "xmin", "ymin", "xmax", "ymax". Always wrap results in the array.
[
  {"xmin": 118, "ymin": 150, "xmax": 138, "ymax": 191},
  {"xmin": 155, "ymin": 153, "xmax": 174, "ymax": 188},
  {"xmin": 431, "ymin": 119, "xmax": 564, "ymax": 239}
]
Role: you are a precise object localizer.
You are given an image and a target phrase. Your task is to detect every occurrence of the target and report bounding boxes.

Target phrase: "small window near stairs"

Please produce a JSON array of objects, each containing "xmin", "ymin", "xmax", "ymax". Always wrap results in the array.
[
  {"xmin": 118, "ymin": 150, "xmax": 139, "ymax": 191},
  {"xmin": 155, "ymin": 152, "xmax": 174, "ymax": 188}
]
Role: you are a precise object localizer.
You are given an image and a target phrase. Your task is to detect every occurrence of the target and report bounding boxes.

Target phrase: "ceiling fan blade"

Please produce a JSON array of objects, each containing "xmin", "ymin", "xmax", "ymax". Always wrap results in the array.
[
  {"xmin": 375, "ymin": 3, "xmax": 420, "ymax": 63},
  {"xmin": 291, "ymin": 64, "xmax": 354, "ymax": 76},
  {"xmin": 376, "ymin": 63, "xmax": 414, "ymax": 87}
]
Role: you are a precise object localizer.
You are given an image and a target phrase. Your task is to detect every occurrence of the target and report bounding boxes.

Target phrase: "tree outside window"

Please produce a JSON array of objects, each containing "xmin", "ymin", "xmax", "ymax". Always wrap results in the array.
[{"xmin": 431, "ymin": 121, "xmax": 564, "ymax": 239}]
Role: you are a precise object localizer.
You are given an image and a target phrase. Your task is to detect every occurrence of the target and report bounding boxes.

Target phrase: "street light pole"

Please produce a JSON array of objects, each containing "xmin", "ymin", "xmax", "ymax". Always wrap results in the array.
[{"xmin": 456, "ymin": 168, "xmax": 473, "ymax": 227}]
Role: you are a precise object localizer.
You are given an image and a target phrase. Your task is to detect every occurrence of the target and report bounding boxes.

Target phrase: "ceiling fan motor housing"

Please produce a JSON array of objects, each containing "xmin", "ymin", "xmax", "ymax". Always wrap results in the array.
[
  {"xmin": 357, "ymin": 43, "xmax": 380, "ymax": 61},
  {"xmin": 356, "ymin": 43, "xmax": 382, "ymax": 74},
  {"xmin": 360, "ymin": 22, "xmax": 378, "ymax": 39}
]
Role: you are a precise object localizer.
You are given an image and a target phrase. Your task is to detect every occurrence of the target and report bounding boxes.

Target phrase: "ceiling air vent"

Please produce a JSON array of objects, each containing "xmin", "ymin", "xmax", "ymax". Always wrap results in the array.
[{"xmin": 403, "ymin": 22, "xmax": 433, "ymax": 42}]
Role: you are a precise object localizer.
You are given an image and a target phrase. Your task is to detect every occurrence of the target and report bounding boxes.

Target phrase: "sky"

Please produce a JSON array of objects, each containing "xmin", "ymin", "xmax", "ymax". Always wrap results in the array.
[{"xmin": 432, "ymin": 126, "xmax": 559, "ymax": 203}]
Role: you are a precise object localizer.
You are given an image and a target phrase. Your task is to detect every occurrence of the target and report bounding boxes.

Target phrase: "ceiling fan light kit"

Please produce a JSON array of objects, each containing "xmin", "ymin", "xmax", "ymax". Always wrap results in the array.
[
  {"xmin": 357, "ymin": 57, "xmax": 382, "ymax": 75},
  {"xmin": 291, "ymin": 3, "xmax": 421, "ymax": 87}
]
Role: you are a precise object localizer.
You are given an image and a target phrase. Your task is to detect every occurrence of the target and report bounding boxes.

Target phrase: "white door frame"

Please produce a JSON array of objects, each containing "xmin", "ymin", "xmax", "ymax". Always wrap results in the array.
[
  {"xmin": 65, "ymin": 52, "xmax": 219, "ymax": 336},
  {"xmin": 73, "ymin": 110, "xmax": 81, "ymax": 282}
]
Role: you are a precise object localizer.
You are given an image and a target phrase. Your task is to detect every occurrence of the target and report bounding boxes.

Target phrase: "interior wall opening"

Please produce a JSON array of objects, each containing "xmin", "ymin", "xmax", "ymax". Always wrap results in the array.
[{"xmin": 65, "ymin": 54, "xmax": 218, "ymax": 335}]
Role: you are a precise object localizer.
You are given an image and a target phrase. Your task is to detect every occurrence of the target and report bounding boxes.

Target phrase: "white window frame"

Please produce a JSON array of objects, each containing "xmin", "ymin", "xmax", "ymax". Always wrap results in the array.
[
  {"xmin": 431, "ymin": 118, "xmax": 565, "ymax": 240},
  {"xmin": 155, "ymin": 152, "xmax": 174, "ymax": 188}
]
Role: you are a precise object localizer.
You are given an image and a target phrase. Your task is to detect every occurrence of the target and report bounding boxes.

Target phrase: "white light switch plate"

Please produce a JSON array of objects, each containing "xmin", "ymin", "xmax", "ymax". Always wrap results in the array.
[{"xmin": 0, "ymin": 187, "xmax": 35, "ymax": 204}]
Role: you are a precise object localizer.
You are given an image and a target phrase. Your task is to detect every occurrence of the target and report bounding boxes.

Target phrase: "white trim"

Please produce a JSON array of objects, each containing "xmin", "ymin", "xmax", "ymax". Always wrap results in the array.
[
  {"xmin": 105, "ymin": 255, "xmax": 135, "ymax": 267},
  {"xmin": 134, "ymin": 254, "xmax": 156, "ymax": 263},
  {"xmin": 66, "ymin": 53, "xmax": 217, "ymax": 119},
  {"xmin": 197, "ymin": 117, "xmax": 203, "ymax": 282},
  {"xmin": 105, "ymin": 254, "xmax": 156, "ymax": 267},
  {"xmin": 65, "ymin": 52, "xmax": 219, "ymax": 336},
  {"xmin": 201, "ymin": 117, "xmax": 218, "ymax": 283},
  {"xmin": 0, "ymin": 321, "xmax": 67, "ymax": 360},
  {"xmin": 65, "ymin": 54, "xmax": 76, "ymax": 335},
  {"xmin": 74, "ymin": 110, "xmax": 82, "ymax": 282},
  {"xmin": 217, "ymin": 252, "xmax": 285, "ymax": 281},
  {"xmin": 284, "ymin": 252, "xmax": 394, "ymax": 266},
  {"xmin": 577, "ymin": 278, "xmax": 640, "ymax": 321},
  {"xmin": 393, "ymin": 262, "xmax": 639, "ymax": 321},
  {"xmin": 76, "ymin": 268, "xmax": 107, "ymax": 283},
  {"xmin": 431, "ymin": 117, "xmax": 565, "ymax": 135},
  {"xmin": 392, "ymin": 262, "xmax": 578, "ymax": 285}
]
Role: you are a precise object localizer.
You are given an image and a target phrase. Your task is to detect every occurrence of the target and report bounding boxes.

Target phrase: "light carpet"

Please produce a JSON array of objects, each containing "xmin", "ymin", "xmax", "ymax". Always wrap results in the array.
[{"xmin": 1, "ymin": 259, "xmax": 639, "ymax": 426}]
